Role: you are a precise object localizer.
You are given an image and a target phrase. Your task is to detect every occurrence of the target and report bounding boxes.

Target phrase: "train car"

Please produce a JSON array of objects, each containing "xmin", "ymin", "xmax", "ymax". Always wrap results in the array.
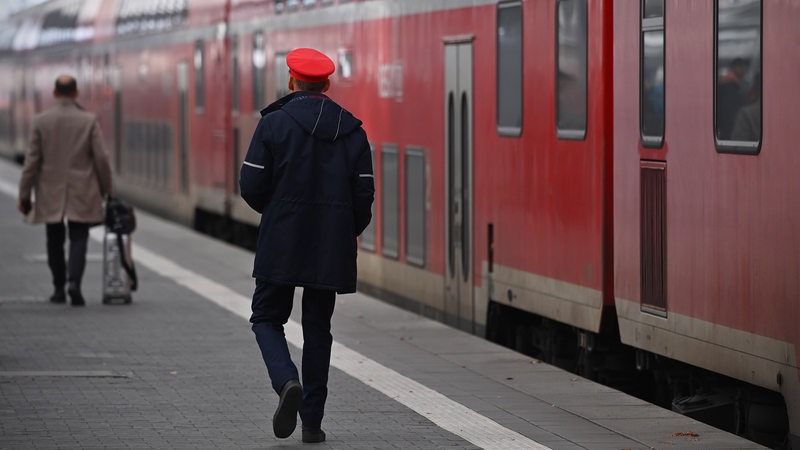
[
  {"xmin": 0, "ymin": 0, "xmax": 795, "ymax": 447},
  {"xmin": 614, "ymin": 0, "xmax": 798, "ymax": 446}
]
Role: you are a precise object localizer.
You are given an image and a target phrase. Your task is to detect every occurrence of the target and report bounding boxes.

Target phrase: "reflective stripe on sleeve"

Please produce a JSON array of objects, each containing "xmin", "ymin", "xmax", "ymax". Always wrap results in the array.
[
  {"xmin": 243, "ymin": 161, "xmax": 266, "ymax": 169},
  {"xmin": 359, "ymin": 174, "xmax": 374, "ymax": 178}
]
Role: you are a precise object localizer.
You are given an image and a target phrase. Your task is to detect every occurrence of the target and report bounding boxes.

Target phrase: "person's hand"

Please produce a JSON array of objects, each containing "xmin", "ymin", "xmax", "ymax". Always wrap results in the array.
[{"xmin": 17, "ymin": 199, "xmax": 32, "ymax": 215}]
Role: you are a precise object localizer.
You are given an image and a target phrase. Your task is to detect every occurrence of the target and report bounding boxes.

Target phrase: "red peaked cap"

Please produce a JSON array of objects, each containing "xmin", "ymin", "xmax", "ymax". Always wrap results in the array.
[{"xmin": 287, "ymin": 48, "xmax": 335, "ymax": 83}]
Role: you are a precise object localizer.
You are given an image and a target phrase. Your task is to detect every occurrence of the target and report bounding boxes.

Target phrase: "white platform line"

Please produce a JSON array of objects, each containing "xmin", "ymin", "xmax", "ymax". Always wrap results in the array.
[{"xmin": 0, "ymin": 174, "xmax": 549, "ymax": 449}]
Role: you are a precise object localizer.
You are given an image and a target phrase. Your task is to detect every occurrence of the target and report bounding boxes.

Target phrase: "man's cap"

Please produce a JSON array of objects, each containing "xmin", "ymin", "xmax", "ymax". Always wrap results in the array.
[{"xmin": 287, "ymin": 48, "xmax": 335, "ymax": 83}]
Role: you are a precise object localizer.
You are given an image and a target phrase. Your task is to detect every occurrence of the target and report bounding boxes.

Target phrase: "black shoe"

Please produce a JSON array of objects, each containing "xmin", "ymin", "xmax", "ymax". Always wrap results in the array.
[
  {"xmin": 67, "ymin": 286, "xmax": 85, "ymax": 307},
  {"xmin": 302, "ymin": 427, "xmax": 326, "ymax": 443},
  {"xmin": 273, "ymin": 380, "xmax": 303, "ymax": 438},
  {"xmin": 49, "ymin": 290, "xmax": 66, "ymax": 304}
]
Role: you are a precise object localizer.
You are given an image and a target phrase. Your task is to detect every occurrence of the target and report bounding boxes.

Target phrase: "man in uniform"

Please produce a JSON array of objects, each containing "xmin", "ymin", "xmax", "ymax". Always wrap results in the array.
[
  {"xmin": 239, "ymin": 48, "xmax": 374, "ymax": 443},
  {"xmin": 17, "ymin": 75, "xmax": 114, "ymax": 306}
]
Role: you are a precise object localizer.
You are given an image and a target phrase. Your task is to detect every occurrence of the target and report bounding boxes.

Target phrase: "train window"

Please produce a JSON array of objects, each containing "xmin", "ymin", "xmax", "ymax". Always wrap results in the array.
[
  {"xmin": 275, "ymin": 0, "xmax": 286, "ymax": 13},
  {"xmin": 406, "ymin": 147, "xmax": 426, "ymax": 267},
  {"xmin": 303, "ymin": 0, "xmax": 317, "ymax": 7},
  {"xmin": 643, "ymin": 0, "xmax": 664, "ymax": 19},
  {"xmin": 116, "ymin": 0, "xmax": 188, "ymax": 34},
  {"xmin": 556, "ymin": 0, "xmax": 588, "ymax": 139},
  {"xmin": 231, "ymin": 35, "xmax": 240, "ymax": 115},
  {"xmin": 381, "ymin": 144, "xmax": 399, "ymax": 259},
  {"xmin": 338, "ymin": 49, "xmax": 354, "ymax": 80},
  {"xmin": 194, "ymin": 40, "xmax": 205, "ymax": 114},
  {"xmin": 253, "ymin": 33, "xmax": 266, "ymax": 111},
  {"xmin": 274, "ymin": 52, "xmax": 290, "ymax": 101},
  {"xmin": 640, "ymin": 0, "xmax": 665, "ymax": 147},
  {"xmin": 360, "ymin": 144, "xmax": 376, "ymax": 252},
  {"xmin": 715, "ymin": 0, "xmax": 762, "ymax": 154},
  {"xmin": 496, "ymin": 1, "xmax": 522, "ymax": 137},
  {"xmin": 80, "ymin": 57, "xmax": 92, "ymax": 102}
]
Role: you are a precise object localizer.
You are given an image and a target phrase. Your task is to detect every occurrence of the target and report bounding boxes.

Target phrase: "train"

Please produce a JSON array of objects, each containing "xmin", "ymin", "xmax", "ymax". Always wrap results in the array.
[{"xmin": 0, "ymin": 0, "xmax": 796, "ymax": 447}]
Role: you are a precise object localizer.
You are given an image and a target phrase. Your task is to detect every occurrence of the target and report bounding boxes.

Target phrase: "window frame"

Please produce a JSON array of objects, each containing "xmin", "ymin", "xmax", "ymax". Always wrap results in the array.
[
  {"xmin": 640, "ymin": 0, "xmax": 665, "ymax": 148},
  {"xmin": 713, "ymin": 0, "xmax": 763, "ymax": 155},
  {"xmin": 496, "ymin": 0, "xmax": 523, "ymax": 137},
  {"xmin": 231, "ymin": 35, "xmax": 240, "ymax": 115},
  {"xmin": 405, "ymin": 146, "xmax": 426, "ymax": 267},
  {"xmin": 252, "ymin": 32, "xmax": 266, "ymax": 113},
  {"xmin": 381, "ymin": 144, "xmax": 400, "ymax": 259},
  {"xmin": 194, "ymin": 40, "xmax": 205, "ymax": 114},
  {"xmin": 555, "ymin": 0, "xmax": 588, "ymax": 140}
]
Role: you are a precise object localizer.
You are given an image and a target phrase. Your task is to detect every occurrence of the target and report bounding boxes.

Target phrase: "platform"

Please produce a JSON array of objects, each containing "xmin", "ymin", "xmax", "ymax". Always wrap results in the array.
[{"xmin": 0, "ymin": 159, "xmax": 764, "ymax": 449}]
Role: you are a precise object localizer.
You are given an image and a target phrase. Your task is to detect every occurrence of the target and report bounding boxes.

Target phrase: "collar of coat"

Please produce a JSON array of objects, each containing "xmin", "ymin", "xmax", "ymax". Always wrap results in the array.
[
  {"xmin": 55, "ymin": 97, "xmax": 84, "ymax": 110},
  {"xmin": 259, "ymin": 91, "xmax": 327, "ymax": 117}
]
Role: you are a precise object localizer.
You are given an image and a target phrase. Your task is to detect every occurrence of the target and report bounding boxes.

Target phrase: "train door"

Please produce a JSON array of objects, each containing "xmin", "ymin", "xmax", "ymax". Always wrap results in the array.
[{"xmin": 444, "ymin": 41, "xmax": 474, "ymax": 332}]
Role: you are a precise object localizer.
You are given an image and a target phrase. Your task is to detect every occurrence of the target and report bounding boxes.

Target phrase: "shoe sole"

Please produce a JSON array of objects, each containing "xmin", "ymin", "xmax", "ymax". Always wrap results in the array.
[{"xmin": 273, "ymin": 383, "xmax": 303, "ymax": 438}]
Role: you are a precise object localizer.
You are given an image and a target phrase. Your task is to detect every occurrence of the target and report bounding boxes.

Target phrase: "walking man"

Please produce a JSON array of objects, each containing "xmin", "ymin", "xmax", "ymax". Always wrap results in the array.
[
  {"xmin": 17, "ymin": 75, "xmax": 114, "ymax": 306},
  {"xmin": 239, "ymin": 48, "xmax": 374, "ymax": 443}
]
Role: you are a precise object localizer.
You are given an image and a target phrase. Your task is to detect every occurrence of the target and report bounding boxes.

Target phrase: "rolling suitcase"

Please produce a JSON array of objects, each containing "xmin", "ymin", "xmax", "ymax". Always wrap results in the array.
[
  {"xmin": 103, "ymin": 231, "xmax": 134, "ymax": 304},
  {"xmin": 102, "ymin": 198, "xmax": 137, "ymax": 304}
]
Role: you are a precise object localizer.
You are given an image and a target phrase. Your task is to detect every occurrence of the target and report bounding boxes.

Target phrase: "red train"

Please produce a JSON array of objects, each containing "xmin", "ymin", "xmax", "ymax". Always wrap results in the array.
[{"xmin": 0, "ymin": 0, "xmax": 796, "ymax": 447}]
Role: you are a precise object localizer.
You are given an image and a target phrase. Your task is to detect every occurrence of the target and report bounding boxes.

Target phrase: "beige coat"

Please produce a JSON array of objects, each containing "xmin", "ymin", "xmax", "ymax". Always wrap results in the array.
[{"xmin": 18, "ymin": 98, "xmax": 113, "ymax": 224}]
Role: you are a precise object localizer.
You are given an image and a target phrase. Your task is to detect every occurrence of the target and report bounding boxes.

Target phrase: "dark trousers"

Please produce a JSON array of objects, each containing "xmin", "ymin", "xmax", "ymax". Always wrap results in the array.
[
  {"xmin": 250, "ymin": 279, "xmax": 336, "ymax": 429},
  {"xmin": 45, "ymin": 221, "xmax": 90, "ymax": 291}
]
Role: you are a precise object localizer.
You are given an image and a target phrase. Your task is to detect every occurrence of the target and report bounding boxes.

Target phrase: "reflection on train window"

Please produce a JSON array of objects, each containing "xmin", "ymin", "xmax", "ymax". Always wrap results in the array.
[
  {"xmin": 338, "ymin": 49, "xmax": 354, "ymax": 80},
  {"xmin": 556, "ymin": 0, "xmax": 587, "ymax": 139},
  {"xmin": 194, "ymin": 40, "xmax": 204, "ymax": 113},
  {"xmin": 643, "ymin": 0, "xmax": 664, "ymax": 19},
  {"xmin": 381, "ymin": 144, "xmax": 399, "ymax": 259},
  {"xmin": 406, "ymin": 147, "xmax": 426, "ymax": 267},
  {"xmin": 274, "ymin": 52, "xmax": 290, "ymax": 101},
  {"xmin": 640, "ymin": 0, "xmax": 664, "ymax": 147},
  {"xmin": 252, "ymin": 33, "xmax": 266, "ymax": 111},
  {"xmin": 715, "ymin": 0, "xmax": 761, "ymax": 153},
  {"xmin": 496, "ymin": 1, "xmax": 522, "ymax": 137},
  {"xmin": 360, "ymin": 144, "xmax": 376, "ymax": 252}
]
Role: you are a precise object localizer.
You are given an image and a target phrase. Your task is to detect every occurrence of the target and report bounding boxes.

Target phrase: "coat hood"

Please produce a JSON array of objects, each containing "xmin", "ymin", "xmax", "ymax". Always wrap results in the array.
[{"xmin": 261, "ymin": 92, "xmax": 362, "ymax": 143}]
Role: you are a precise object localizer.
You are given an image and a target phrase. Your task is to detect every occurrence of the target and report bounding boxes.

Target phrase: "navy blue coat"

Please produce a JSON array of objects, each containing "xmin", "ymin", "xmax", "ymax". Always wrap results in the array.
[{"xmin": 240, "ymin": 91, "xmax": 374, "ymax": 293}]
